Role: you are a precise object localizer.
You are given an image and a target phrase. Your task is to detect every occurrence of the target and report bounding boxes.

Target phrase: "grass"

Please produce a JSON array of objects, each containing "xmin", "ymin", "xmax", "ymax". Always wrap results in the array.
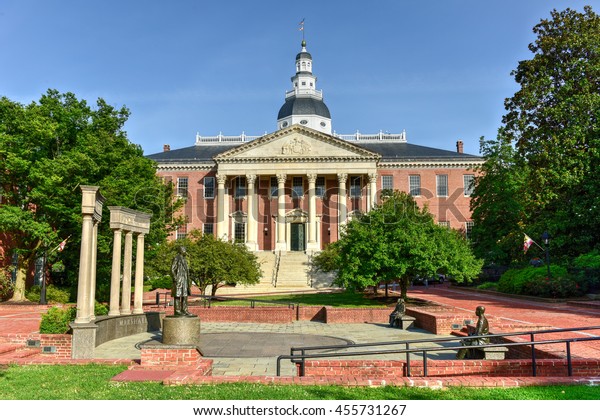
[
  {"xmin": 0, "ymin": 364, "xmax": 597, "ymax": 400},
  {"xmin": 199, "ymin": 290, "xmax": 387, "ymax": 308}
]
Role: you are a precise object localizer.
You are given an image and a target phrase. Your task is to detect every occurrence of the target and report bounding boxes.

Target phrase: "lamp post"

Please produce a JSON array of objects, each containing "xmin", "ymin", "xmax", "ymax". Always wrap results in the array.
[{"xmin": 541, "ymin": 231, "xmax": 551, "ymax": 279}]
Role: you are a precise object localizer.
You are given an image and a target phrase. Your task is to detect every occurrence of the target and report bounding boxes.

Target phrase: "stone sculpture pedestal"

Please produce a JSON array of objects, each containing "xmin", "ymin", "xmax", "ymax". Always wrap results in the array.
[{"xmin": 162, "ymin": 316, "xmax": 201, "ymax": 346}]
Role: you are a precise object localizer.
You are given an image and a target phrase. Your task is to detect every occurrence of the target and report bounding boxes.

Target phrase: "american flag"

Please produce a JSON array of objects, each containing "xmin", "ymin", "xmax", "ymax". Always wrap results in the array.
[
  {"xmin": 299, "ymin": 18, "xmax": 305, "ymax": 31},
  {"xmin": 58, "ymin": 238, "xmax": 68, "ymax": 252}
]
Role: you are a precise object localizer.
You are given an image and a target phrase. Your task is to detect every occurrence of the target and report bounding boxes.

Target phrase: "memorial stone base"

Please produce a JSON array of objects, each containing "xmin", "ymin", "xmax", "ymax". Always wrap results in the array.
[{"xmin": 162, "ymin": 316, "xmax": 201, "ymax": 346}]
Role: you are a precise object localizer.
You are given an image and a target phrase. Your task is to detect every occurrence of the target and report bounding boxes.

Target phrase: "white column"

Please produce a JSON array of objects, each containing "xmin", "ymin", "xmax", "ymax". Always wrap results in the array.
[
  {"xmin": 88, "ymin": 220, "xmax": 99, "ymax": 320},
  {"xmin": 306, "ymin": 173, "xmax": 319, "ymax": 252},
  {"xmin": 245, "ymin": 174, "xmax": 258, "ymax": 251},
  {"xmin": 74, "ymin": 214, "xmax": 94, "ymax": 324},
  {"xmin": 368, "ymin": 172, "xmax": 377, "ymax": 211},
  {"xmin": 337, "ymin": 173, "xmax": 348, "ymax": 239},
  {"xmin": 216, "ymin": 174, "xmax": 227, "ymax": 240},
  {"xmin": 275, "ymin": 173, "xmax": 287, "ymax": 252},
  {"xmin": 120, "ymin": 231, "xmax": 133, "ymax": 315},
  {"xmin": 108, "ymin": 229, "xmax": 122, "ymax": 316},
  {"xmin": 133, "ymin": 233, "xmax": 145, "ymax": 314}
]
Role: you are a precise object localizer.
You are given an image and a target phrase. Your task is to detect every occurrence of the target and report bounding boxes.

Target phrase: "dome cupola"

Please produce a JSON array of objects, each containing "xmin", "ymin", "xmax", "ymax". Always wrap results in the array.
[{"xmin": 277, "ymin": 40, "xmax": 332, "ymax": 134}]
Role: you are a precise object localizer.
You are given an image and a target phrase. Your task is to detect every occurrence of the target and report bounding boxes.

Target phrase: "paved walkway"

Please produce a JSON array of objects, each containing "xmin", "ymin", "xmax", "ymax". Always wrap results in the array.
[{"xmin": 94, "ymin": 322, "xmax": 454, "ymax": 376}]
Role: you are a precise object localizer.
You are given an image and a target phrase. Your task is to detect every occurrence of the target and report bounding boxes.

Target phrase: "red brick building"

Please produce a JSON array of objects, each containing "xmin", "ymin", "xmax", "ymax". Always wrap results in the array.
[{"xmin": 147, "ymin": 41, "xmax": 483, "ymax": 252}]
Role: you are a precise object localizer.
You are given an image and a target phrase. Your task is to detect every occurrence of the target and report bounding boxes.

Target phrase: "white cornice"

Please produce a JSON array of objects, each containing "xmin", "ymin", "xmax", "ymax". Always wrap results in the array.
[
  {"xmin": 156, "ymin": 163, "xmax": 216, "ymax": 172},
  {"xmin": 378, "ymin": 159, "xmax": 484, "ymax": 169}
]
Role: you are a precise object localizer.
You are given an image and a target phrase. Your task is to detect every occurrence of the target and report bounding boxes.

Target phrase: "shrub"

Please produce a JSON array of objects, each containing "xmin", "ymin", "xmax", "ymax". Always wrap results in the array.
[
  {"xmin": 39, "ymin": 306, "xmax": 76, "ymax": 334},
  {"xmin": 149, "ymin": 276, "xmax": 172, "ymax": 291},
  {"xmin": 94, "ymin": 301, "xmax": 109, "ymax": 316},
  {"xmin": 0, "ymin": 270, "xmax": 14, "ymax": 302},
  {"xmin": 25, "ymin": 285, "xmax": 71, "ymax": 304},
  {"xmin": 498, "ymin": 265, "xmax": 579, "ymax": 298},
  {"xmin": 476, "ymin": 282, "xmax": 498, "ymax": 291},
  {"xmin": 571, "ymin": 251, "xmax": 600, "ymax": 293}
]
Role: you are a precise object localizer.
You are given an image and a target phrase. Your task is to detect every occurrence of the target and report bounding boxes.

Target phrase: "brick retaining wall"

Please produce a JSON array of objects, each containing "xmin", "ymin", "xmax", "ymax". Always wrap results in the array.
[
  {"xmin": 3, "ymin": 333, "xmax": 72, "ymax": 358},
  {"xmin": 299, "ymin": 359, "xmax": 600, "ymax": 378}
]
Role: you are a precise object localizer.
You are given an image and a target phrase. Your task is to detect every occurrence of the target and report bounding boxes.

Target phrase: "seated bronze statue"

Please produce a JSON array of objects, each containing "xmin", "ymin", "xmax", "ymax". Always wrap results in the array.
[
  {"xmin": 456, "ymin": 305, "xmax": 489, "ymax": 359},
  {"xmin": 389, "ymin": 298, "xmax": 406, "ymax": 328}
]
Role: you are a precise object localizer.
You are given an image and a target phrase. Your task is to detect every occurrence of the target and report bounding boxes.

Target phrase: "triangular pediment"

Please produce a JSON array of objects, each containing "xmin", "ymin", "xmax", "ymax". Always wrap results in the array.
[{"xmin": 214, "ymin": 125, "xmax": 380, "ymax": 162}]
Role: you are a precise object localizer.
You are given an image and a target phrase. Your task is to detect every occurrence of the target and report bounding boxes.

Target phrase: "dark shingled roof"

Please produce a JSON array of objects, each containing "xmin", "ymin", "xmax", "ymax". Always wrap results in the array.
[
  {"xmin": 146, "ymin": 144, "xmax": 235, "ymax": 163},
  {"xmin": 277, "ymin": 97, "xmax": 331, "ymax": 120},
  {"xmin": 146, "ymin": 138, "xmax": 480, "ymax": 164},
  {"xmin": 358, "ymin": 142, "xmax": 480, "ymax": 161}
]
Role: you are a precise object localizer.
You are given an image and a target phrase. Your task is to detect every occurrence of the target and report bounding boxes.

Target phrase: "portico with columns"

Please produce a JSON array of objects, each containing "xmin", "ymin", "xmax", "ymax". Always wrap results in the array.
[{"xmin": 212, "ymin": 125, "xmax": 380, "ymax": 253}]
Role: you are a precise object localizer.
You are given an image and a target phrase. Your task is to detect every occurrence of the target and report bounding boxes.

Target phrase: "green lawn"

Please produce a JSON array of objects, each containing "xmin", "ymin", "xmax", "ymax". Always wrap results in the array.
[{"xmin": 0, "ymin": 364, "xmax": 597, "ymax": 400}]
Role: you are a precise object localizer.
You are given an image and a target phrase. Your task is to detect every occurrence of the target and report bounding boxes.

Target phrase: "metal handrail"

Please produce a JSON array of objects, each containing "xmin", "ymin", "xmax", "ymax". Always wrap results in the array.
[
  {"xmin": 272, "ymin": 251, "xmax": 281, "ymax": 288},
  {"xmin": 276, "ymin": 325, "xmax": 600, "ymax": 377},
  {"xmin": 191, "ymin": 294, "xmax": 297, "ymax": 310}
]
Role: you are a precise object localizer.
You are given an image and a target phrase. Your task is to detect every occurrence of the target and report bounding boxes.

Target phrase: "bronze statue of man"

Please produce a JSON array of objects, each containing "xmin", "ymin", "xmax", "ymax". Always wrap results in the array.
[
  {"xmin": 389, "ymin": 298, "xmax": 406, "ymax": 328},
  {"xmin": 457, "ymin": 305, "xmax": 489, "ymax": 359},
  {"xmin": 171, "ymin": 245, "xmax": 193, "ymax": 317}
]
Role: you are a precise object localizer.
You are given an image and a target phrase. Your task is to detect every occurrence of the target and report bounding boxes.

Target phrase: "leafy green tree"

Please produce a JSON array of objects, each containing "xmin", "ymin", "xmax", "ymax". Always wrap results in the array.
[
  {"xmin": 146, "ymin": 231, "xmax": 262, "ymax": 296},
  {"xmin": 0, "ymin": 90, "xmax": 180, "ymax": 301},
  {"xmin": 470, "ymin": 135, "xmax": 529, "ymax": 265},
  {"xmin": 471, "ymin": 6, "xmax": 600, "ymax": 263},
  {"xmin": 313, "ymin": 191, "xmax": 482, "ymax": 298}
]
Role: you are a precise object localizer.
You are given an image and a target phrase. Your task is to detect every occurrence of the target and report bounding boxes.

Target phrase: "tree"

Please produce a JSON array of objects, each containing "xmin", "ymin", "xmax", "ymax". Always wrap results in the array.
[
  {"xmin": 313, "ymin": 191, "xmax": 482, "ymax": 299},
  {"xmin": 0, "ymin": 90, "xmax": 180, "ymax": 301},
  {"xmin": 471, "ymin": 6, "xmax": 600, "ymax": 263},
  {"xmin": 146, "ymin": 231, "xmax": 262, "ymax": 296}
]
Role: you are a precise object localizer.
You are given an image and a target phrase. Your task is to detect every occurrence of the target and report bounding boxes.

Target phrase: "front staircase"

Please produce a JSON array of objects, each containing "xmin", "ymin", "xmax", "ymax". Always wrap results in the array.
[{"xmin": 216, "ymin": 251, "xmax": 336, "ymax": 296}]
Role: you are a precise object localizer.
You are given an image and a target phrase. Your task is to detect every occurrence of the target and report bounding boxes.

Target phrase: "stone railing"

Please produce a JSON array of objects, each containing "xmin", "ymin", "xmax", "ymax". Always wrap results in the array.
[{"xmin": 195, "ymin": 130, "xmax": 407, "ymax": 145}]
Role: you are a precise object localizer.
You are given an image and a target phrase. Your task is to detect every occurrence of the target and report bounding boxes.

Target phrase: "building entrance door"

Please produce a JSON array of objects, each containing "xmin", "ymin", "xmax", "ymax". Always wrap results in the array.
[{"xmin": 290, "ymin": 223, "xmax": 306, "ymax": 251}]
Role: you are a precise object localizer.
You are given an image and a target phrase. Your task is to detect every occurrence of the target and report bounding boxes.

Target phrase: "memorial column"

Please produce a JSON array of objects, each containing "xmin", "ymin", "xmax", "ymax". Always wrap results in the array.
[
  {"xmin": 120, "ymin": 230, "xmax": 133, "ymax": 315},
  {"xmin": 133, "ymin": 233, "xmax": 145, "ymax": 314},
  {"xmin": 108, "ymin": 228, "xmax": 122, "ymax": 316}
]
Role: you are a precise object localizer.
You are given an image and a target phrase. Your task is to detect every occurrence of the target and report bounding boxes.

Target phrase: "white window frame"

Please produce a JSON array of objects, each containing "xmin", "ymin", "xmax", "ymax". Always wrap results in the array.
[
  {"xmin": 203, "ymin": 177, "xmax": 215, "ymax": 199},
  {"xmin": 381, "ymin": 175, "xmax": 393, "ymax": 191},
  {"xmin": 436, "ymin": 174, "xmax": 448, "ymax": 197},
  {"xmin": 409, "ymin": 175, "xmax": 421, "ymax": 196},
  {"xmin": 463, "ymin": 174, "xmax": 475, "ymax": 197},
  {"xmin": 176, "ymin": 177, "xmax": 188, "ymax": 198},
  {"xmin": 350, "ymin": 176, "xmax": 362, "ymax": 198}
]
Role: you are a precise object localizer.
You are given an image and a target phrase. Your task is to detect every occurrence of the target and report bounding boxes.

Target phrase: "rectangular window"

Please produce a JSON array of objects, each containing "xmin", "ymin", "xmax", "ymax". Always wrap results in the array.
[
  {"xmin": 176, "ymin": 224, "xmax": 187, "ymax": 240},
  {"xmin": 438, "ymin": 221, "xmax": 451, "ymax": 229},
  {"xmin": 234, "ymin": 177, "xmax": 246, "ymax": 199},
  {"xmin": 270, "ymin": 177, "xmax": 278, "ymax": 198},
  {"xmin": 292, "ymin": 176, "xmax": 303, "ymax": 198},
  {"xmin": 350, "ymin": 176, "xmax": 362, "ymax": 198},
  {"xmin": 463, "ymin": 174, "xmax": 475, "ymax": 196},
  {"xmin": 437, "ymin": 174, "xmax": 448, "ymax": 197},
  {"xmin": 234, "ymin": 222, "xmax": 246, "ymax": 243},
  {"xmin": 203, "ymin": 223, "xmax": 214, "ymax": 236},
  {"xmin": 381, "ymin": 175, "xmax": 393, "ymax": 191},
  {"xmin": 176, "ymin": 177, "xmax": 188, "ymax": 198},
  {"xmin": 203, "ymin": 177, "xmax": 215, "ymax": 199},
  {"xmin": 316, "ymin": 176, "xmax": 325, "ymax": 198},
  {"xmin": 465, "ymin": 221, "xmax": 474, "ymax": 240},
  {"xmin": 409, "ymin": 175, "xmax": 421, "ymax": 196}
]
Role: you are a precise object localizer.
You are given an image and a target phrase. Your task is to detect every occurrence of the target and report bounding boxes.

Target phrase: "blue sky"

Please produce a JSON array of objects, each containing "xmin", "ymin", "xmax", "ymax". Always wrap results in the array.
[{"xmin": 1, "ymin": 0, "xmax": 598, "ymax": 156}]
